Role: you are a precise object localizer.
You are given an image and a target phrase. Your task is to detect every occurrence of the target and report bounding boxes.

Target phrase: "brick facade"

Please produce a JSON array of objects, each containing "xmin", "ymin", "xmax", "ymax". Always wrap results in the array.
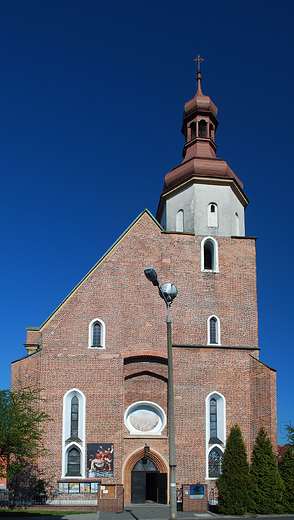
[{"xmin": 11, "ymin": 210, "xmax": 277, "ymax": 509}]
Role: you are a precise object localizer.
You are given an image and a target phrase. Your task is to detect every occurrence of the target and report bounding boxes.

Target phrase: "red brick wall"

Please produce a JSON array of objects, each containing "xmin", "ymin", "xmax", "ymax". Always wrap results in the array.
[
  {"xmin": 182, "ymin": 484, "xmax": 208, "ymax": 512},
  {"xmin": 10, "ymin": 211, "xmax": 275, "ymax": 499},
  {"xmin": 97, "ymin": 484, "xmax": 124, "ymax": 512}
]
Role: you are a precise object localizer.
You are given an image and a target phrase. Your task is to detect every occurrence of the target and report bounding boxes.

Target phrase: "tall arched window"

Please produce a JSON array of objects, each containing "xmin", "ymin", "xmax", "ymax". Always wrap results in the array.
[
  {"xmin": 89, "ymin": 318, "xmax": 106, "ymax": 349},
  {"xmin": 207, "ymin": 315, "xmax": 220, "ymax": 345},
  {"xmin": 190, "ymin": 122, "xmax": 196, "ymax": 140},
  {"xmin": 176, "ymin": 209, "xmax": 184, "ymax": 232},
  {"xmin": 210, "ymin": 398, "xmax": 217, "ymax": 438},
  {"xmin": 71, "ymin": 396, "xmax": 79, "ymax": 438},
  {"xmin": 206, "ymin": 391, "xmax": 226, "ymax": 479},
  {"xmin": 93, "ymin": 322, "xmax": 101, "ymax": 346},
  {"xmin": 201, "ymin": 237, "xmax": 219, "ymax": 272},
  {"xmin": 62, "ymin": 389, "xmax": 85, "ymax": 478},
  {"xmin": 199, "ymin": 119, "xmax": 207, "ymax": 137}
]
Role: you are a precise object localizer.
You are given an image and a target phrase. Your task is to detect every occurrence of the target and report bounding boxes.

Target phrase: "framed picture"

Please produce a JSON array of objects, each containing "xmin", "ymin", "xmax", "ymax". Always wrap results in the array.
[
  {"xmin": 87, "ymin": 443, "xmax": 114, "ymax": 478},
  {"xmin": 190, "ymin": 484, "xmax": 204, "ymax": 499}
]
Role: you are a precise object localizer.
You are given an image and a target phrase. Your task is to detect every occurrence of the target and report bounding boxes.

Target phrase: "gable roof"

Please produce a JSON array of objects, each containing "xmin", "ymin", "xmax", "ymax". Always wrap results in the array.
[{"xmin": 27, "ymin": 209, "xmax": 162, "ymax": 332}]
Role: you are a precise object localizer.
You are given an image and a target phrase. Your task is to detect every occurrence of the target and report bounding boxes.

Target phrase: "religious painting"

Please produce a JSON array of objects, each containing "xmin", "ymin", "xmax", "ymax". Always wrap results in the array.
[{"xmin": 87, "ymin": 443, "xmax": 114, "ymax": 478}]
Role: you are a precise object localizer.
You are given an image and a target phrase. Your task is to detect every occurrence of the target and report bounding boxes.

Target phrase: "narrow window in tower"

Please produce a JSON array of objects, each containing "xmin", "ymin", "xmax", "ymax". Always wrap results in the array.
[
  {"xmin": 71, "ymin": 396, "xmax": 79, "ymax": 438},
  {"xmin": 93, "ymin": 322, "xmax": 101, "ymax": 346},
  {"xmin": 235, "ymin": 212, "xmax": 240, "ymax": 236},
  {"xmin": 210, "ymin": 398, "xmax": 217, "ymax": 438},
  {"xmin": 204, "ymin": 241, "xmax": 213, "ymax": 269},
  {"xmin": 66, "ymin": 446, "xmax": 81, "ymax": 476},
  {"xmin": 201, "ymin": 237, "xmax": 219, "ymax": 272},
  {"xmin": 190, "ymin": 122, "xmax": 196, "ymax": 140},
  {"xmin": 199, "ymin": 120, "xmax": 207, "ymax": 137},
  {"xmin": 209, "ymin": 123, "xmax": 214, "ymax": 139},
  {"xmin": 210, "ymin": 317, "xmax": 217, "ymax": 344},
  {"xmin": 207, "ymin": 203, "xmax": 218, "ymax": 227},
  {"xmin": 176, "ymin": 209, "xmax": 184, "ymax": 232}
]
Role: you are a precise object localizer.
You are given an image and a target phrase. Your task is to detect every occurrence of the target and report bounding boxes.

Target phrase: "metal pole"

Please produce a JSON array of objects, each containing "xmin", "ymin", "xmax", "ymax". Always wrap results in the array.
[{"xmin": 166, "ymin": 304, "xmax": 177, "ymax": 520}]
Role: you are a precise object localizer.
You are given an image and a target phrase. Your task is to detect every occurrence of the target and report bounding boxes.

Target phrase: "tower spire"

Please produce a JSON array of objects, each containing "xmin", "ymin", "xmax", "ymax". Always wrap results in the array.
[{"xmin": 193, "ymin": 54, "xmax": 204, "ymax": 92}]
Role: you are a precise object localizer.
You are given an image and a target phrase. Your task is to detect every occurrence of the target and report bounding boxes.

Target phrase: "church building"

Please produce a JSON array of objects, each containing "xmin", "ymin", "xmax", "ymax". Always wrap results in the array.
[{"xmin": 11, "ymin": 64, "xmax": 277, "ymax": 510}]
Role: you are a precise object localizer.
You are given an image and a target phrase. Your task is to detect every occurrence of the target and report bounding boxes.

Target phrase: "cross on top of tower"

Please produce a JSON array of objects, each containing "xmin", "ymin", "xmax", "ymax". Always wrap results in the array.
[{"xmin": 193, "ymin": 54, "xmax": 204, "ymax": 72}]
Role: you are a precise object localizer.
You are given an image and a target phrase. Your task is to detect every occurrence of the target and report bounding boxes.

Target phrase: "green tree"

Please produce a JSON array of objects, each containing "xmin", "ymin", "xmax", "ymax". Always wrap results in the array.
[
  {"xmin": 284, "ymin": 423, "xmax": 294, "ymax": 446},
  {"xmin": 0, "ymin": 387, "xmax": 50, "ymax": 480},
  {"xmin": 249, "ymin": 427, "xmax": 284, "ymax": 514},
  {"xmin": 216, "ymin": 424, "xmax": 250, "ymax": 515},
  {"xmin": 280, "ymin": 445, "xmax": 294, "ymax": 513}
]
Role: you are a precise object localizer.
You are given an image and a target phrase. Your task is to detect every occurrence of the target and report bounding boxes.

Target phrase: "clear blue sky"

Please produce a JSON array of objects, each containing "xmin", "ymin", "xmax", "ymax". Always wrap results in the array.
[{"xmin": 0, "ymin": 0, "xmax": 293, "ymax": 444}]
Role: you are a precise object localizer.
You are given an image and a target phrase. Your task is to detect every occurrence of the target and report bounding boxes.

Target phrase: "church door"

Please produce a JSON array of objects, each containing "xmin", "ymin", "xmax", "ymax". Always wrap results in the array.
[{"xmin": 131, "ymin": 457, "xmax": 167, "ymax": 504}]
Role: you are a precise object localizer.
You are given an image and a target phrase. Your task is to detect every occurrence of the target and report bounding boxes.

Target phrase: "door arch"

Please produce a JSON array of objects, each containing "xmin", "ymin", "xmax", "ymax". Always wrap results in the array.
[{"xmin": 123, "ymin": 448, "xmax": 168, "ymax": 505}]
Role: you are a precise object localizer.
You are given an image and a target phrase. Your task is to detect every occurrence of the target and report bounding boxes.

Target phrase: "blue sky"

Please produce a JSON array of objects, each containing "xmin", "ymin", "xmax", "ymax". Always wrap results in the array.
[{"xmin": 0, "ymin": 0, "xmax": 293, "ymax": 444}]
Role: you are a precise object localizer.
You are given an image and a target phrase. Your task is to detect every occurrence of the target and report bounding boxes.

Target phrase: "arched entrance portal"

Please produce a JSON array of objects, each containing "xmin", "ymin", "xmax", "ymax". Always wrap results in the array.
[{"xmin": 131, "ymin": 456, "xmax": 167, "ymax": 504}]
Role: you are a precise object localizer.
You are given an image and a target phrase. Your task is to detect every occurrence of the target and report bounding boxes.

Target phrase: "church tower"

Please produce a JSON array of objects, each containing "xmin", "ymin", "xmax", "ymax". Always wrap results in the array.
[{"xmin": 157, "ymin": 57, "xmax": 248, "ymax": 238}]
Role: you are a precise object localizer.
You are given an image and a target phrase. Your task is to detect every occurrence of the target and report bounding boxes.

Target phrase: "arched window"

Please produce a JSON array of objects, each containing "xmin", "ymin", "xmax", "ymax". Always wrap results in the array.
[
  {"xmin": 208, "ymin": 447, "xmax": 222, "ymax": 478},
  {"xmin": 71, "ymin": 396, "xmax": 79, "ymax": 438},
  {"xmin": 209, "ymin": 123, "xmax": 214, "ymax": 139},
  {"xmin": 66, "ymin": 446, "xmax": 81, "ymax": 476},
  {"xmin": 235, "ymin": 212, "xmax": 240, "ymax": 236},
  {"xmin": 176, "ymin": 209, "xmax": 184, "ymax": 232},
  {"xmin": 190, "ymin": 122, "xmax": 196, "ymax": 140},
  {"xmin": 207, "ymin": 315, "xmax": 220, "ymax": 345},
  {"xmin": 89, "ymin": 318, "xmax": 106, "ymax": 349},
  {"xmin": 199, "ymin": 120, "xmax": 207, "ymax": 137},
  {"xmin": 93, "ymin": 322, "xmax": 101, "ymax": 346},
  {"xmin": 207, "ymin": 203, "xmax": 218, "ymax": 227},
  {"xmin": 210, "ymin": 398, "xmax": 217, "ymax": 438},
  {"xmin": 206, "ymin": 391, "xmax": 226, "ymax": 479},
  {"xmin": 201, "ymin": 237, "xmax": 219, "ymax": 272},
  {"xmin": 62, "ymin": 389, "xmax": 85, "ymax": 478}
]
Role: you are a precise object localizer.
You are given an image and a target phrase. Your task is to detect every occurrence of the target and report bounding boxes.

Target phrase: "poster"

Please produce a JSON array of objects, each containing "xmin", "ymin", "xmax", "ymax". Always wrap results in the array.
[
  {"xmin": 87, "ymin": 443, "xmax": 114, "ymax": 478},
  {"xmin": 190, "ymin": 484, "xmax": 204, "ymax": 499},
  {"xmin": 69, "ymin": 482, "xmax": 80, "ymax": 493}
]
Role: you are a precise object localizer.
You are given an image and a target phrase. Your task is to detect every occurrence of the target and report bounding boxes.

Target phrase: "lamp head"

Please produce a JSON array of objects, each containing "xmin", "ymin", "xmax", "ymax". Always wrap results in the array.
[
  {"xmin": 144, "ymin": 267, "xmax": 159, "ymax": 286},
  {"xmin": 159, "ymin": 282, "xmax": 178, "ymax": 303}
]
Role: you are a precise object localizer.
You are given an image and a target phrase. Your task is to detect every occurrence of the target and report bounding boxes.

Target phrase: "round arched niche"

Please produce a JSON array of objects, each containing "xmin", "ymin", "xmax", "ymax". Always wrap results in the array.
[{"xmin": 124, "ymin": 401, "xmax": 166, "ymax": 435}]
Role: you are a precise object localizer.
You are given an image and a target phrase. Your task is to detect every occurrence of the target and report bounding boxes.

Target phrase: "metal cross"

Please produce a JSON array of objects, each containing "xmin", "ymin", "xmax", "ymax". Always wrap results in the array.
[{"xmin": 193, "ymin": 54, "xmax": 204, "ymax": 72}]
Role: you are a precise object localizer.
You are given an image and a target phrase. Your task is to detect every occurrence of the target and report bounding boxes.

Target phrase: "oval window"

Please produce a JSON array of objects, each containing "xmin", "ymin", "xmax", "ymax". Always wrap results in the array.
[{"xmin": 124, "ymin": 401, "xmax": 166, "ymax": 435}]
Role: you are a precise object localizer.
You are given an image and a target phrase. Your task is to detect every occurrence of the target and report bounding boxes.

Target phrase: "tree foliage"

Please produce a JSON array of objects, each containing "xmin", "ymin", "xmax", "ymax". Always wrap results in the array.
[
  {"xmin": 280, "ymin": 444, "xmax": 294, "ymax": 513},
  {"xmin": 0, "ymin": 387, "xmax": 50, "ymax": 480},
  {"xmin": 216, "ymin": 424, "xmax": 250, "ymax": 515},
  {"xmin": 284, "ymin": 423, "xmax": 294, "ymax": 446},
  {"xmin": 249, "ymin": 427, "xmax": 284, "ymax": 514}
]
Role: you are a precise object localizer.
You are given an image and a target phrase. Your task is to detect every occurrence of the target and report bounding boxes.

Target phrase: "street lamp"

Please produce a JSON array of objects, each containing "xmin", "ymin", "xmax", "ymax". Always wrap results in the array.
[{"xmin": 144, "ymin": 267, "xmax": 178, "ymax": 520}]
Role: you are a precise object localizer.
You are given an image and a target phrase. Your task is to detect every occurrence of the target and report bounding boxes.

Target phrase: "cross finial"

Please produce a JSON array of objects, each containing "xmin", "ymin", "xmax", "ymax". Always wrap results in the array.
[{"xmin": 193, "ymin": 54, "xmax": 204, "ymax": 72}]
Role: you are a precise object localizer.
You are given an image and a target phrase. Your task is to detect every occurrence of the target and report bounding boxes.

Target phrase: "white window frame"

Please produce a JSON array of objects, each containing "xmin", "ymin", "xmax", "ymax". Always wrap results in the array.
[
  {"xmin": 88, "ymin": 318, "xmax": 106, "ymax": 349},
  {"xmin": 124, "ymin": 401, "xmax": 166, "ymax": 435},
  {"xmin": 207, "ymin": 203, "xmax": 218, "ymax": 228},
  {"xmin": 207, "ymin": 315, "xmax": 221, "ymax": 345},
  {"xmin": 205, "ymin": 391, "xmax": 226, "ymax": 479},
  {"xmin": 62, "ymin": 388, "xmax": 86, "ymax": 478},
  {"xmin": 201, "ymin": 237, "xmax": 219, "ymax": 272}
]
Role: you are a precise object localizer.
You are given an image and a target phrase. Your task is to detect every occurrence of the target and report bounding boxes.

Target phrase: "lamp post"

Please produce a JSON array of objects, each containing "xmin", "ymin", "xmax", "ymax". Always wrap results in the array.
[{"xmin": 144, "ymin": 267, "xmax": 177, "ymax": 520}]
